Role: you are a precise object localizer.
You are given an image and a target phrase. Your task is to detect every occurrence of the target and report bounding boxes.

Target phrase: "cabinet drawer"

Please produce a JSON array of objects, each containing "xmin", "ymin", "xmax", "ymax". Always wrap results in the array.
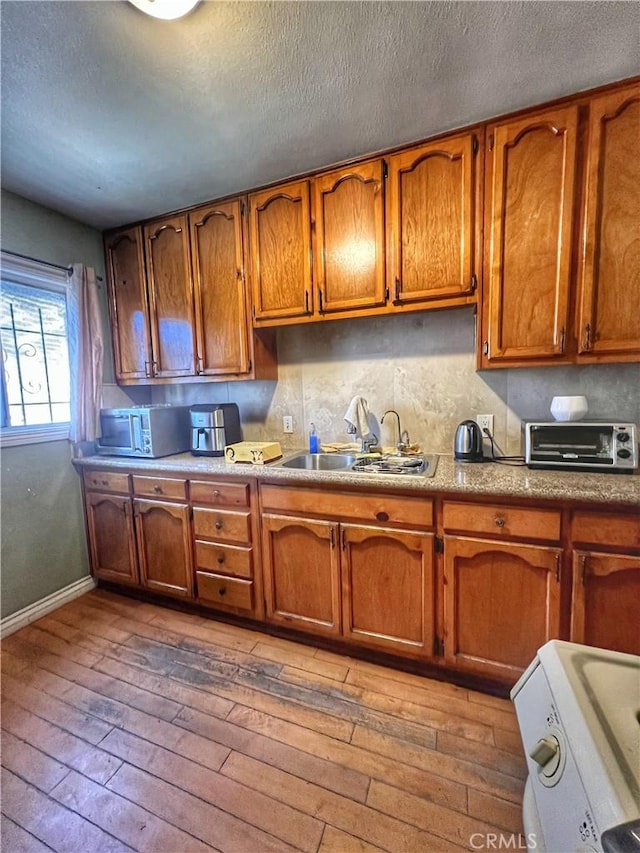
[
  {"xmin": 196, "ymin": 572, "xmax": 253, "ymax": 611},
  {"xmin": 190, "ymin": 480, "xmax": 250, "ymax": 507},
  {"xmin": 192, "ymin": 507, "xmax": 252, "ymax": 545},
  {"xmin": 260, "ymin": 485, "xmax": 433, "ymax": 528},
  {"xmin": 132, "ymin": 476, "xmax": 187, "ymax": 501},
  {"xmin": 194, "ymin": 541, "xmax": 253, "ymax": 579},
  {"xmin": 84, "ymin": 470, "xmax": 130, "ymax": 493},
  {"xmin": 572, "ymin": 512, "xmax": 640, "ymax": 550},
  {"xmin": 443, "ymin": 501, "xmax": 561, "ymax": 542}
]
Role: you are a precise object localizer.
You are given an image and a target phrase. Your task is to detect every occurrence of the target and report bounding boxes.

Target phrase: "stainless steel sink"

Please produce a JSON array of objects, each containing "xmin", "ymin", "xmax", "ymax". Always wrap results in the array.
[
  {"xmin": 279, "ymin": 453, "xmax": 357, "ymax": 471},
  {"xmin": 277, "ymin": 452, "xmax": 439, "ymax": 477}
]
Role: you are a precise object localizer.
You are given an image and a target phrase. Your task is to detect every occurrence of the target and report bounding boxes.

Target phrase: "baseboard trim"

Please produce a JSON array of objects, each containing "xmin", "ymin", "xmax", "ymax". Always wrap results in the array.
[{"xmin": 1, "ymin": 575, "xmax": 96, "ymax": 639}]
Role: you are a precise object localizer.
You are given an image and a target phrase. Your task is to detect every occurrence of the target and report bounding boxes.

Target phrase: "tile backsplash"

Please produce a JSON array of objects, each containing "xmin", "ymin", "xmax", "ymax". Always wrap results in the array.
[{"xmin": 108, "ymin": 308, "xmax": 639, "ymax": 456}]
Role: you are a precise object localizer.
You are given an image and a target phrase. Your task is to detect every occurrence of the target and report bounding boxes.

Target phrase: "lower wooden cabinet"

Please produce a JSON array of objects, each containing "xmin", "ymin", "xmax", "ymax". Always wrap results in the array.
[
  {"xmin": 262, "ymin": 514, "xmax": 341, "ymax": 636},
  {"xmin": 570, "ymin": 551, "xmax": 640, "ymax": 655},
  {"xmin": 261, "ymin": 508, "xmax": 435, "ymax": 657},
  {"xmin": 85, "ymin": 491, "xmax": 139, "ymax": 586},
  {"xmin": 133, "ymin": 498, "xmax": 193, "ymax": 598},
  {"xmin": 341, "ymin": 524, "xmax": 434, "ymax": 656},
  {"xmin": 443, "ymin": 536, "xmax": 562, "ymax": 680}
]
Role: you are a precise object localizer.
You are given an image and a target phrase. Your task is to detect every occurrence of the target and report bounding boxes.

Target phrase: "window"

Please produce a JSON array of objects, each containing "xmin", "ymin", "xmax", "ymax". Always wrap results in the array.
[{"xmin": 0, "ymin": 252, "xmax": 72, "ymax": 446}]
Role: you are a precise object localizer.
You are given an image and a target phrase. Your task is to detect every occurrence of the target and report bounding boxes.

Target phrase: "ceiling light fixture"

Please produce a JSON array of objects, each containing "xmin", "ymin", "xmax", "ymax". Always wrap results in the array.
[{"xmin": 128, "ymin": 0, "xmax": 200, "ymax": 20}]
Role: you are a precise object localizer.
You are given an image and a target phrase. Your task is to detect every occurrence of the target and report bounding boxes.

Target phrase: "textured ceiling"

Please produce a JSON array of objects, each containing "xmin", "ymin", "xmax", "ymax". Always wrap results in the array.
[{"xmin": 1, "ymin": 1, "xmax": 638, "ymax": 230}]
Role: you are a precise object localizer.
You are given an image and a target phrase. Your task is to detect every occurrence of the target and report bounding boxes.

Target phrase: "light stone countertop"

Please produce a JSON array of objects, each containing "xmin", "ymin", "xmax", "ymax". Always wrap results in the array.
[{"xmin": 74, "ymin": 451, "xmax": 640, "ymax": 507}]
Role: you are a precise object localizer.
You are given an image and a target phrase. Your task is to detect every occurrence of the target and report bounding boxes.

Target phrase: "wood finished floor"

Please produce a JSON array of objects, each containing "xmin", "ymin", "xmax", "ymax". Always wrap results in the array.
[{"xmin": 1, "ymin": 589, "xmax": 527, "ymax": 852}]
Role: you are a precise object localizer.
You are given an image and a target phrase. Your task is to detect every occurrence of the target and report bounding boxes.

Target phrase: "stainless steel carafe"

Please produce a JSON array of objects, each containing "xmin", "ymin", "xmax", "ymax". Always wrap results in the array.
[{"xmin": 454, "ymin": 419, "xmax": 484, "ymax": 462}]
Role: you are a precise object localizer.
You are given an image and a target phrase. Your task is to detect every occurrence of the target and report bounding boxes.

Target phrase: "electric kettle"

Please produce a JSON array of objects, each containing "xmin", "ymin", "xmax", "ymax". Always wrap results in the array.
[{"xmin": 454, "ymin": 420, "xmax": 484, "ymax": 462}]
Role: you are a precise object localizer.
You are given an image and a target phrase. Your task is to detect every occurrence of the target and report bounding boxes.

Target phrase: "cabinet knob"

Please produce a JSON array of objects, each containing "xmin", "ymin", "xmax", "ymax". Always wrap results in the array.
[
  {"xmin": 376, "ymin": 511, "xmax": 389, "ymax": 522},
  {"xmin": 218, "ymin": 586, "xmax": 227, "ymax": 596},
  {"xmin": 101, "ymin": 479, "xmax": 108, "ymax": 486},
  {"xmin": 495, "ymin": 516, "xmax": 505, "ymax": 528},
  {"xmin": 213, "ymin": 490, "xmax": 221, "ymax": 498},
  {"xmin": 217, "ymin": 555, "xmax": 225, "ymax": 565},
  {"xmin": 153, "ymin": 485, "xmax": 163, "ymax": 494},
  {"xmin": 215, "ymin": 520, "xmax": 223, "ymax": 530}
]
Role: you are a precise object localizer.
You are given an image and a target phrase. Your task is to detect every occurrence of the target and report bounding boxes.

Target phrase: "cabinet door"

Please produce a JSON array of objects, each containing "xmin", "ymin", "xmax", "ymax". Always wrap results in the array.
[
  {"xmin": 443, "ymin": 536, "xmax": 562, "ymax": 681},
  {"xmin": 577, "ymin": 84, "xmax": 640, "ymax": 358},
  {"xmin": 387, "ymin": 134, "xmax": 478, "ymax": 304},
  {"xmin": 313, "ymin": 161, "xmax": 386, "ymax": 313},
  {"xmin": 341, "ymin": 524, "xmax": 434, "ymax": 657},
  {"xmin": 105, "ymin": 227, "xmax": 153, "ymax": 380},
  {"xmin": 85, "ymin": 492, "xmax": 138, "ymax": 585},
  {"xmin": 249, "ymin": 180, "xmax": 313, "ymax": 321},
  {"xmin": 262, "ymin": 513, "xmax": 340, "ymax": 635},
  {"xmin": 134, "ymin": 498, "xmax": 193, "ymax": 598},
  {"xmin": 144, "ymin": 214, "xmax": 197, "ymax": 377},
  {"xmin": 189, "ymin": 199, "xmax": 250, "ymax": 376},
  {"xmin": 485, "ymin": 106, "xmax": 579, "ymax": 362},
  {"xmin": 571, "ymin": 551, "xmax": 640, "ymax": 655}
]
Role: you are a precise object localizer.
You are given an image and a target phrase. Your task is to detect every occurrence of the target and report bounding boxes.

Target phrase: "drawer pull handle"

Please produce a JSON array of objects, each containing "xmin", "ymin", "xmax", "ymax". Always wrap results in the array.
[
  {"xmin": 217, "ymin": 555, "xmax": 225, "ymax": 565},
  {"xmin": 218, "ymin": 586, "xmax": 227, "ymax": 596},
  {"xmin": 495, "ymin": 516, "xmax": 505, "ymax": 528},
  {"xmin": 215, "ymin": 520, "xmax": 223, "ymax": 530},
  {"xmin": 213, "ymin": 490, "xmax": 221, "ymax": 498},
  {"xmin": 153, "ymin": 485, "xmax": 163, "ymax": 494},
  {"xmin": 376, "ymin": 511, "xmax": 389, "ymax": 522}
]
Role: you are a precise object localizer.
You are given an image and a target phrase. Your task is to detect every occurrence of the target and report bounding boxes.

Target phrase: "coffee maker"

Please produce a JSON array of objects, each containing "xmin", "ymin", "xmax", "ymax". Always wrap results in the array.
[{"xmin": 189, "ymin": 403, "xmax": 241, "ymax": 457}]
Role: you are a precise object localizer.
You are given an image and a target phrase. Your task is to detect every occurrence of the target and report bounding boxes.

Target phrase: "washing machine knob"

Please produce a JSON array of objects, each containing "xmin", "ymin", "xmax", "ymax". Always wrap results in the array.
[{"xmin": 529, "ymin": 735, "xmax": 560, "ymax": 768}]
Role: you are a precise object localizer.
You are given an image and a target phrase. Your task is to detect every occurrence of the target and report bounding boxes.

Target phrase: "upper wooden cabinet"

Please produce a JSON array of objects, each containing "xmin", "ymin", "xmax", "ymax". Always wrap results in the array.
[
  {"xmin": 105, "ymin": 202, "xmax": 277, "ymax": 385},
  {"xmin": 481, "ymin": 79, "xmax": 640, "ymax": 367},
  {"xmin": 189, "ymin": 199, "xmax": 250, "ymax": 376},
  {"xmin": 249, "ymin": 180, "xmax": 313, "ymax": 321},
  {"xmin": 105, "ymin": 227, "xmax": 153, "ymax": 380},
  {"xmin": 577, "ymin": 84, "xmax": 640, "ymax": 358},
  {"xmin": 484, "ymin": 105, "xmax": 579, "ymax": 363},
  {"xmin": 313, "ymin": 160, "xmax": 386, "ymax": 313},
  {"xmin": 144, "ymin": 214, "xmax": 197, "ymax": 378},
  {"xmin": 387, "ymin": 133, "xmax": 480, "ymax": 305}
]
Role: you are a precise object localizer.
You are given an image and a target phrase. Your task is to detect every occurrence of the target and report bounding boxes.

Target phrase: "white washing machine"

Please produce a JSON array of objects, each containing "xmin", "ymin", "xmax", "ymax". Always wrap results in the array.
[{"xmin": 511, "ymin": 640, "xmax": 640, "ymax": 852}]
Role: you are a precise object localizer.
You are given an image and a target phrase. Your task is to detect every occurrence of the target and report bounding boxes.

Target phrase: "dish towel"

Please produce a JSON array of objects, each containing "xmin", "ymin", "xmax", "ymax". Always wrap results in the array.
[{"xmin": 344, "ymin": 395, "xmax": 372, "ymax": 438}]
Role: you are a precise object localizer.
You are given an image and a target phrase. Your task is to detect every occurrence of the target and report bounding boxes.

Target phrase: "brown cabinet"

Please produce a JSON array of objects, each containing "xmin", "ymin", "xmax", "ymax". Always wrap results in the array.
[
  {"xmin": 481, "ymin": 80, "xmax": 640, "ymax": 368},
  {"xmin": 341, "ymin": 524, "xmax": 434, "ymax": 656},
  {"xmin": 189, "ymin": 199, "xmax": 250, "ymax": 376},
  {"xmin": 260, "ymin": 486, "xmax": 435, "ymax": 655},
  {"xmin": 262, "ymin": 513, "xmax": 341, "ymax": 636},
  {"xmin": 570, "ymin": 509, "xmax": 640, "ymax": 655},
  {"xmin": 386, "ymin": 133, "xmax": 480, "ymax": 306},
  {"xmin": 133, "ymin": 497, "xmax": 193, "ymax": 598},
  {"xmin": 577, "ymin": 83, "xmax": 640, "ymax": 359},
  {"xmin": 442, "ymin": 499, "xmax": 563, "ymax": 682},
  {"xmin": 483, "ymin": 105, "xmax": 579, "ymax": 363},
  {"xmin": 83, "ymin": 470, "xmax": 138, "ymax": 586},
  {"xmin": 443, "ymin": 536, "xmax": 562, "ymax": 681},
  {"xmin": 191, "ymin": 478, "xmax": 261, "ymax": 617},
  {"xmin": 143, "ymin": 214, "xmax": 197, "ymax": 378},
  {"xmin": 104, "ymin": 227, "xmax": 153, "ymax": 380},
  {"xmin": 249, "ymin": 180, "xmax": 313, "ymax": 321},
  {"xmin": 85, "ymin": 491, "xmax": 139, "ymax": 586},
  {"xmin": 313, "ymin": 160, "xmax": 386, "ymax": 314}
]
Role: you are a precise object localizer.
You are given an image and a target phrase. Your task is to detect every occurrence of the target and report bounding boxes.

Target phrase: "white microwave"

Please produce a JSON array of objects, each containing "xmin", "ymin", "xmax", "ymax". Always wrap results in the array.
[{"xmin": 97, "ymin": 405, "xmax": 190, "ymax": 458}]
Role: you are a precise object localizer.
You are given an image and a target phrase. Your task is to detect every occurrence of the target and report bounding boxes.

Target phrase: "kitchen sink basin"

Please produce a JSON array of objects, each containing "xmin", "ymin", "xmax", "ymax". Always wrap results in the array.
[
  {"xmin": 277, "ymin": 452, "xmax": 439, "ymax": 477},
  {"xmin": 279, "ymin": 453, "xmax": 357, "ymax": 470}
]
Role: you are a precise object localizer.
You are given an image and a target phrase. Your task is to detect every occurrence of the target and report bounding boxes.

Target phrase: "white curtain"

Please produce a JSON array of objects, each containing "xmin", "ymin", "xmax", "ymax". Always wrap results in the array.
[{"xmin": 68, "ymin": 264, "xmax": 104, "ymax": 447}]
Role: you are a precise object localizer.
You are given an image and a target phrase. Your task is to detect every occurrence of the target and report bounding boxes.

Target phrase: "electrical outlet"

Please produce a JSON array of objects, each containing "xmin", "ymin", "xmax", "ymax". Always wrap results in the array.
[
  {"xmin": 282, "ymin": 415, "xmax": 294, "ymax": 434},
  {"xmin": 477, "ymin": 414, "xmax": 494, "ymax": 437}
]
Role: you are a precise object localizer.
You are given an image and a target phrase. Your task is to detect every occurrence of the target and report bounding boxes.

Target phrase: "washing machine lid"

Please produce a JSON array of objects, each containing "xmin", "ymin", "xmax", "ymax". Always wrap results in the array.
[{"xmin": 537, "ymin": 641, "xmax": 640, "ymax": 830}]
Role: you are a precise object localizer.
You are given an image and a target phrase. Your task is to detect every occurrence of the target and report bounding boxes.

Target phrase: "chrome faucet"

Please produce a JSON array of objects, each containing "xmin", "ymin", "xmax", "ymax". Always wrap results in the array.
[{"xmin": 381, "ymin": 409, "xmax": 409, "ymax": 453}]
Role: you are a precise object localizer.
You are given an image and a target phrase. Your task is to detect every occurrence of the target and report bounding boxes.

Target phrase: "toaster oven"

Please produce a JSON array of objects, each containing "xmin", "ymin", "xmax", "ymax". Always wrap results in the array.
[{"xmin": 524, "ymin": 421, "xmax": 638, "ymax": 472}]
